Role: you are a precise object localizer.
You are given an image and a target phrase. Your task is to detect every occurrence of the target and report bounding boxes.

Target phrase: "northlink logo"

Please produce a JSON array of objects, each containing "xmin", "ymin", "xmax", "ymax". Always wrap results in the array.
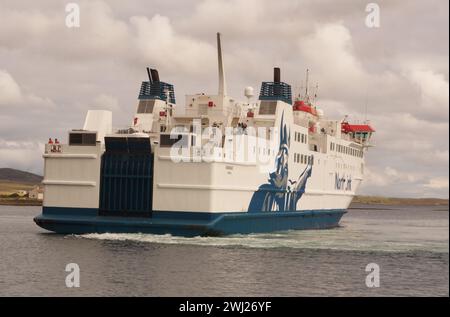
[{"xmin": 335, "ymin": 173, "xmax": 352, "ymax": 191}]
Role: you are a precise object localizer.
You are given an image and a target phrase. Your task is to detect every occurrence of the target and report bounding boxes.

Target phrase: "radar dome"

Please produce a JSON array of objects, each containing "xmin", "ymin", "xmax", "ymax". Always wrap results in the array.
[{"xmin": 244, "ymin": 86, "xmax": 254, "ymax": 99}]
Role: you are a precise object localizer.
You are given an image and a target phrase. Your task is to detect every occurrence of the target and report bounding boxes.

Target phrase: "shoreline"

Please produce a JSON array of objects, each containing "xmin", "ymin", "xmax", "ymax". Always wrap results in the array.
[
  {"xmin": 0, "ymin": 196, "xmax": 448, "ymax": 208},
  {"xmin": 351, "ymin": 196, "xmax": 449, "ymax": 207},
  {"xmin": 0, "ymin": 199, "xmax": 43, "ymax": 206}
]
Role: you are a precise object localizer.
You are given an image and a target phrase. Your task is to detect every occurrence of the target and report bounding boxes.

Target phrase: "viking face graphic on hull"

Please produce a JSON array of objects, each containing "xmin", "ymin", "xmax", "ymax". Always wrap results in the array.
[{"xmin": 248, "ymin": 112, "xmax": 312, "ymax": 212}]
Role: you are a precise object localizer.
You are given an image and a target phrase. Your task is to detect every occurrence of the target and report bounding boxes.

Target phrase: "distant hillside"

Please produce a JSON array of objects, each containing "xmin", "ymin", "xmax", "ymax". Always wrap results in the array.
[
  {"xmin": 0, "ymin": 168, "xmax": 43, "ymax": 184},
  {"xmin": 352, "ymin": 195, "xmax": 449, "ymax": 206}
]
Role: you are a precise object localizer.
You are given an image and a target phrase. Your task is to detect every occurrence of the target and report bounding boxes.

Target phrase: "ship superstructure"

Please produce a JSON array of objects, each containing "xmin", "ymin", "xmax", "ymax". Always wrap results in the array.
[{"xmin": 34, "ymin": 33, "xmax": 375, "ymax": 236}]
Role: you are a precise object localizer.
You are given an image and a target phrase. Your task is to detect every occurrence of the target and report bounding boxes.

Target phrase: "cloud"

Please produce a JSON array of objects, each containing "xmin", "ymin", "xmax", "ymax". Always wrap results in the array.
[
  {"xmin": 0, "ymin": 139, "xmax": 44, "ymax": 173},
  {"xmin": 424, "ymin": 177, "xmax": 449, "ymax": 190},
  {"xmin": 130, "ymin": 14, "xmax": 216, "ymax": 74},
  {"xmin": 0, "ymin": 69, "xmax": 55, "ymax": 110},
  {"xmin": 300, "ymin": 23, "xmax": 365, "ymax": 87},
  {"xmin": 0, "ymin": 70, "xmax": 21, "ymax": 104},
  {"xmin": 408, "ymin": 69, "xmax": 449, "ymax": 120},
  {"xmin": 91, "ymin": 94, "xmax": 120, "ymax": 112}
]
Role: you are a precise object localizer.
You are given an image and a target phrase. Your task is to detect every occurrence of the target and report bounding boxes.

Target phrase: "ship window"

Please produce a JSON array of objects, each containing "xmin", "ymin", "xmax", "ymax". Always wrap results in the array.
[
  {"xmin": 69, "ymin": 132, "xmax": 97, "ymax": 146},
  {"xmin": 137, "ymin": 100, "xmax": 156, "ymax": 113},
  {"xmin": 259, "ymin": 101, "xmax": 277, "ymax": 115}
]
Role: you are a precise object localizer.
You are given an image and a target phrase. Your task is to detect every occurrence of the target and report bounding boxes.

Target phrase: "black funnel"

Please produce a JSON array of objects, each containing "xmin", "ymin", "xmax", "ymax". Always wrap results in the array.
[
  {"xmin": 146, "ymin": 67, "xmax": 153, "ymax": 83},
  {"xmin": 274, "ymin": 67, "xmax": 280, "ymax": 83},
  {"xmin": 150, "ymin": 69, "xmax": 160, "ymax": 82}
]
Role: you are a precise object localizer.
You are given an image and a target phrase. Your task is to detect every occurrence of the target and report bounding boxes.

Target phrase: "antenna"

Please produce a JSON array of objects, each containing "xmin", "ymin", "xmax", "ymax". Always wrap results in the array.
[
  {"xmin": 313, "ymin": 83, "xmax": 319, "ymax": 103},
  {"xmin": 298, "ymin": 80, "xmax": 304, "ymax": 99},
  {"xmin": 364, "ymin": 89, "xmax": 368, "ymax": 122},
  {"xmin": 217, "ymin": 32, "xmax": 227, "ymax": 97},
  {"xmin": 305, "ymin": 69, "xmax": 310, "ymax": 101}
]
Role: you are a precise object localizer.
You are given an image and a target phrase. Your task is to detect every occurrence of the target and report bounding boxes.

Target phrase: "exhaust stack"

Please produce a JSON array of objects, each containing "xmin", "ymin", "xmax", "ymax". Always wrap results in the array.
[
  {"xmin": 217, "ymin": 32, "xmax": 227, "ymax": 97},
  {"xmin": 274, "ymin": 67, "xmax": 280, "ymax": 83},
  {"xmin": 150, "ymin": 69, "xmax": 160, "ymax": 82},
  {"xmin": 146, "ymin": 67, "xmax": 153, "ymax": 83}
]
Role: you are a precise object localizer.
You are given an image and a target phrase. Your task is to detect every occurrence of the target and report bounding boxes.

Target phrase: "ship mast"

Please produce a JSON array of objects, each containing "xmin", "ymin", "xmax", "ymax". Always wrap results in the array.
[{"xmin": 217, "ymin": 32, "xmax": 227, "ymax": 97}]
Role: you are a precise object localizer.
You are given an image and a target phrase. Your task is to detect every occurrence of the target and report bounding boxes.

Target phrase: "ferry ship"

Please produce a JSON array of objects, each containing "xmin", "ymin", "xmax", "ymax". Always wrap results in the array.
[{"xmin": 34, "ymin": 33, "xmax": 375, "ymax": 236}]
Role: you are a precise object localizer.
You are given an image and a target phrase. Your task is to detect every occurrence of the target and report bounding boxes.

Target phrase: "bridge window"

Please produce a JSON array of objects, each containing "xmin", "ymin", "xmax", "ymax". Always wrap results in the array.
[{"xmin": 69, "ymin": 131, "xmax": 97, "ymax": 146}]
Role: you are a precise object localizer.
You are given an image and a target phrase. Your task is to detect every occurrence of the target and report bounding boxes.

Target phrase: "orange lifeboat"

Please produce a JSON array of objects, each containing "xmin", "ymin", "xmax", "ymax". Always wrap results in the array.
[{"xmin": 293, "ymin": 100, "xmax": 318, "ymax": 116}]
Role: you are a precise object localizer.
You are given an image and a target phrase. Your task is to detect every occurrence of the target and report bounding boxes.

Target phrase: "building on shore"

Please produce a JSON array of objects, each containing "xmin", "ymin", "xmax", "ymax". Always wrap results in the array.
[{"xmin": 29, "ymin": 185, "xmax": 44, "ymax": 201}]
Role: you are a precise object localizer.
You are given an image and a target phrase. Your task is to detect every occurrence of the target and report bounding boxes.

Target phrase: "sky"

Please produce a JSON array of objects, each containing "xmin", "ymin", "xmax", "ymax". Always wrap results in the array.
[{"xmin": 0, "ymin": 0, "xmax": 448, "ymax": 198}]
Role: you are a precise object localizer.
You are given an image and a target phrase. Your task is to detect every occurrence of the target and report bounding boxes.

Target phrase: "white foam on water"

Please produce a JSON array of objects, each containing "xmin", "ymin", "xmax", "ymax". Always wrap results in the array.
[
  {"xmin": 74, "ymin": 208, "xmax": 449, "ymax": 253},
  {"xmin": 77, "ymin": 224, "xmax": 449, "ymax": 253}
]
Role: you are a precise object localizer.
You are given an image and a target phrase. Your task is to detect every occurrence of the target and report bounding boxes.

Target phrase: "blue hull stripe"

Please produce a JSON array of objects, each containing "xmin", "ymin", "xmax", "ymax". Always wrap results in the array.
[{"xmin": 35, "ymin": 207, "xmax": 346, "ymax": 237}]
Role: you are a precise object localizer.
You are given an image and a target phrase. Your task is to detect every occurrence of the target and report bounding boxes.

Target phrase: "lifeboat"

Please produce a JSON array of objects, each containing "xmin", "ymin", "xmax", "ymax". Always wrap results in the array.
[{"xmin": 293, "ymin": 100, "xmax": 318, "ymax": 116}]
